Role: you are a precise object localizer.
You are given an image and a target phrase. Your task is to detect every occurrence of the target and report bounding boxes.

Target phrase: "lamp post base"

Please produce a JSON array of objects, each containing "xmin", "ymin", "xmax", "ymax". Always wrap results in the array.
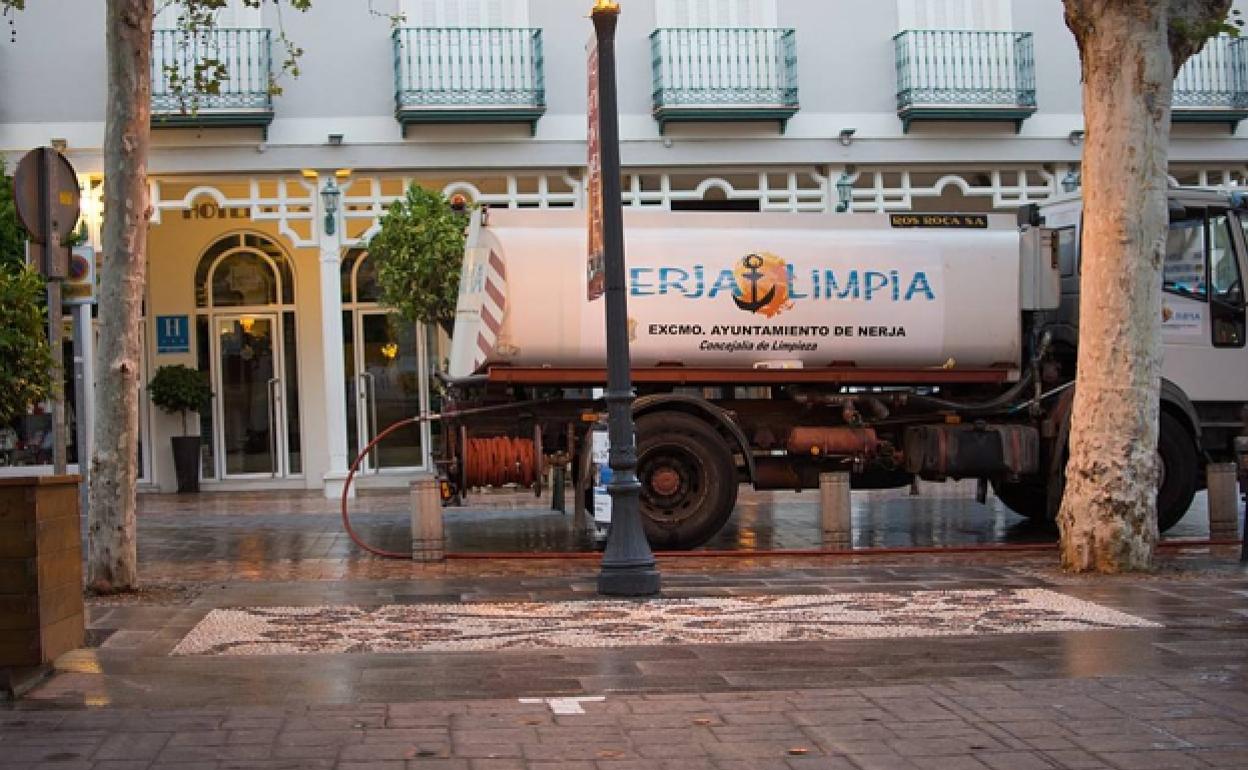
[{"xmin": 597, "ymin": 564, "xmax": 661, "ymax": 596}]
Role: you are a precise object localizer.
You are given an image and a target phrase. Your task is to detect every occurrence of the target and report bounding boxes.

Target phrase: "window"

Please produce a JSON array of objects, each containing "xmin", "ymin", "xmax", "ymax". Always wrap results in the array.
[
  {"xmin": 1211, "ymin": 214, "xmax": 1239, "ymax": 298},
  {"xmin": 1162, "ymin": 210, "xmax": 1246, "ymax": 348},
  {"xmin": 401, "ymin": 0, "xmax": 528, "ymax": 27},
  {"xmin": 1211, "ymin": 213, "xmax": 1244, "ymax": 348},
  {"xmin": 656, "ymin": 0, "xmax": 777, "ymax": 28},
  {"xmin": 155, "ymin": 0, "xmax": 262, "ymax": 29},
  {"xmin": 896, "ymin": 0, "xmax": 1012, "ymax": 30},
  {"xmin": 1164, "ymin": 216, "xmax": 1207, "ymax": 300},
  {"xmin": 1054, "ymin": 227, "xmax": 1078, "ymax": 278}
]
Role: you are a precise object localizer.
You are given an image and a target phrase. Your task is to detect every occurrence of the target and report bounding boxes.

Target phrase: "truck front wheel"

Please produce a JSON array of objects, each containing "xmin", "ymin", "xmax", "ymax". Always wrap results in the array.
[
  {"xmin": 636, "ymin": 412, "xmax": 738, "ymax": 550},
  {"xmin": 992, "ymin": 411, "xmax": 1198, "ymax": 533}
]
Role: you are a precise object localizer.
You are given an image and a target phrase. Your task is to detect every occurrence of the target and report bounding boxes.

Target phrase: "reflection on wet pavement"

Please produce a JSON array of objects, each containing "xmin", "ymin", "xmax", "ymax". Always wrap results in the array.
[{"xmin": 135, "ymin": 480, "xmax": 1225, "ymax": 566}]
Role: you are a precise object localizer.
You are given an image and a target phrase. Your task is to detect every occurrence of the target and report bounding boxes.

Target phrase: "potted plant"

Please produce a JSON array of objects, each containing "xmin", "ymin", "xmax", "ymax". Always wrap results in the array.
[{"xmin": 147, "ymin": 364, "xmax": 213, "ymax": 493}]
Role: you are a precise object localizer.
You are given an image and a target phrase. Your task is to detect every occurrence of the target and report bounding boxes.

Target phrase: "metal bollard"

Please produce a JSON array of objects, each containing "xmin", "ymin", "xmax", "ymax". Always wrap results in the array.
[
  {"xmin": 819, "ymin": 471, "xmax": 852, "ymax": 550},
  {"xmin": 551, "ymin": 466, "xmax": 566, "ymax": 514},
  {"xmin": 1207, "ymin": 463, "xmax": 1240, "ymax": 542},
  {"xmin": 410, "ymin": 473, "xmax": 445, "ymax": 562}
]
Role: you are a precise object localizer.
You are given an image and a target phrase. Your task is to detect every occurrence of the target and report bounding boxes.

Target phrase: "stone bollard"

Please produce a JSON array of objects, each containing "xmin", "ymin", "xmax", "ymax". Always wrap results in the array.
[
  {"xmin": 819, "ymin": 471, "xmax": 852, "ymax": 550},
  {"xmin": 410, "ymin": 474, "xmax": 445, "ymax": 562},
  {"xmin": 1207, "ymin": 463, "xmax": 1241, "ymax": 542}
]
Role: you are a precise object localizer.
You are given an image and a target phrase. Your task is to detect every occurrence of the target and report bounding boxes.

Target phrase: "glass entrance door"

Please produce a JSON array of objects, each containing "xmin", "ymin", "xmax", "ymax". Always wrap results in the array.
[
  {"xmin": 349, "ymin": 312, "xmax": 429, "ymax": 472},
  {"xmin": 213, "ymin": 314, "xmax": 286, "ymax": 478}
]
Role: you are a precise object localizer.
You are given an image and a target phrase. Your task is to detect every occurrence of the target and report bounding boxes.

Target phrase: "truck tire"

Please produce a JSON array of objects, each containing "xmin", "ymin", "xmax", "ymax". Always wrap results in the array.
[
  {"xmin": 635, "ymin": 411, "xmax": 738, "ymax": 549},
  {"xmin": 990, "ymin": 480, "xmax": 1047, "ymax": 520},
  {"xmin": 1155, "ymin": 412, "xmax": 1199, "ymax": 533},
  {"xmin": 992, "ymin": 412, "xmax": 1198, "ymax": 532}
]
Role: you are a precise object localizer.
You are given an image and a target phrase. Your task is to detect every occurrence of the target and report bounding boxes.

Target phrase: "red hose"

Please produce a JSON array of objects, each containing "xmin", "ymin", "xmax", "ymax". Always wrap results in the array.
[{"xmin": 340, "ymin": 416, "xmax": 421, "ymax": 559}]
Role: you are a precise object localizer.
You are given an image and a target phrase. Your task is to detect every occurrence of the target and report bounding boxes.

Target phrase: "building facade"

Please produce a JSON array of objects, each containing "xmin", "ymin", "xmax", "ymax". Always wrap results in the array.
[{"xmin": 1, "ymin": 0, "xmax": 1246, "ymax": 495}]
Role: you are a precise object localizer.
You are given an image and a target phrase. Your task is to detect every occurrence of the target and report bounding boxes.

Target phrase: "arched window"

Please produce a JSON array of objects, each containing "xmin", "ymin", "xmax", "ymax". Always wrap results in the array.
[
  {"xmin": 195, "ymin": 233, "xmax": 295, "ymax": 308},
  {"xmin": 340, "ymin": 249, "xmax": 381, "ymax": 306}
]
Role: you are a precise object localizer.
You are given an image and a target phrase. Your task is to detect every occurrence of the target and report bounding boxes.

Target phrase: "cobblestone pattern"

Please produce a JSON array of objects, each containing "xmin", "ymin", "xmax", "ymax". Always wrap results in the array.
[{"xmin": 169, "ymin": 590, "xmax": 1159, "ymax": 656}]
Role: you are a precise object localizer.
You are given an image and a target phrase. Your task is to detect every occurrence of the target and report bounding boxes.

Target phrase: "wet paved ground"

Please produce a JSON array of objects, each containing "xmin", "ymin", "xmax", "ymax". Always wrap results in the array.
[
  {"xmin": 130, "ymin": 481, "xmax": 1222, "ymax": 584},
  {"xmin": 2, "ymin": 486, "xmax": 1246, "ymax": 769}
]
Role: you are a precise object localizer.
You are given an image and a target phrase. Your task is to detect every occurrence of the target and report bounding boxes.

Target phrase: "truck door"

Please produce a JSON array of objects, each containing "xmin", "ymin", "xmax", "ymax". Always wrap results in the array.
[{"xmin": 1161, "ymin": 206, "xmax": 1247, "ymax": 402}]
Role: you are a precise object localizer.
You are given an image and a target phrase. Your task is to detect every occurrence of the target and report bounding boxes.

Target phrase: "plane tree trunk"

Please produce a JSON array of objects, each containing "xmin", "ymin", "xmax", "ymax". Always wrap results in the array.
[
  {"xmin": 88, "ymin": 0, "xmax": 153, "ymax": 593},
  {"xmin": 1057, "ymin": 0, "xmax": 1230, "ymax": 572}
]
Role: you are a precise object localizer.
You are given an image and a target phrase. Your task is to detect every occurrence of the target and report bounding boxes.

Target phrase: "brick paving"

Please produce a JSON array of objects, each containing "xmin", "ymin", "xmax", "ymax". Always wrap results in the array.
[{"xmin": 1, "ymin": 490, "xmax": 1245, "ymax": 768}]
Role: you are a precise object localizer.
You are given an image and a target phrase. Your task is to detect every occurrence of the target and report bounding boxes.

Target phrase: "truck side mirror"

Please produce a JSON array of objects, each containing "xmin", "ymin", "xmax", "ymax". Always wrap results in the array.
[{"xmin": 1017, "ymin": 204, "xmax": 1042, "ymax": 228}]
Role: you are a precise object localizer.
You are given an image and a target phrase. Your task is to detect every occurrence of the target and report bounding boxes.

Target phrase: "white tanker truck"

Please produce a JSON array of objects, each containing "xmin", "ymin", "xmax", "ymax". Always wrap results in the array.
[{"xmin": 436, "ymin": 188, "xmax": 1248, "ymax": 550}]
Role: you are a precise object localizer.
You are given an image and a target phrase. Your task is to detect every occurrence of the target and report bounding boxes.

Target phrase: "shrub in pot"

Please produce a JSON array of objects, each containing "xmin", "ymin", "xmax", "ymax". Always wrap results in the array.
[{"xmin": 147, "ymin": 365, "xmax": 212, "ymax": 493}]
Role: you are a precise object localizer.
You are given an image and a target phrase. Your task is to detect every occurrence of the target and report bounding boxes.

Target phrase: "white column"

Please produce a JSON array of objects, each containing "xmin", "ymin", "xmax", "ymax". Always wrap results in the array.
[{"xmin": 317, "ymin": 173, "xmax": 353, "ymax": 499}]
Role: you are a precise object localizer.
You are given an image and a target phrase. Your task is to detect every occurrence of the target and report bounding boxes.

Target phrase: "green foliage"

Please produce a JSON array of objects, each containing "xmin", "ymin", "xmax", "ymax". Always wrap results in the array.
[
  {"xmin": 0, "ymin": 265, "xmax": 53, "ymax": 427},
  {"xmin": 0, "ymin": 160, "xmax": 28, "ymax": 271},
  {"xmin": 147, "ymin": 364, "xmax": 213, "ymax": 435},
  {"xmin": 1172, "ymin": 8, "xmax": 1242, "ymax": 41},
  {"xmin": 369, "ymin": 184, "xmax": 469, "ymax": 333}
]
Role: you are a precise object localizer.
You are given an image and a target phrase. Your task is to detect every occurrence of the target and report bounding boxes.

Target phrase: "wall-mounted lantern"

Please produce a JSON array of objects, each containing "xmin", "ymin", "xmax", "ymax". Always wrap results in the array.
[{"xmin": 321, "ymin": 178, "xmax": 341, "ymax": 236}]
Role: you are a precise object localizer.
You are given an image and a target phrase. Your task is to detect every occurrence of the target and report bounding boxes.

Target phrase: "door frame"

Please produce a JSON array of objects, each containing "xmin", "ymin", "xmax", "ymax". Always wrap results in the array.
[
  {"xmin": 350, "ymin": 308, "xmax": 433, "ymax": 474},
  {"xmin": 210, "ymin": 311, "xmax": 289, "ymax": 480}
]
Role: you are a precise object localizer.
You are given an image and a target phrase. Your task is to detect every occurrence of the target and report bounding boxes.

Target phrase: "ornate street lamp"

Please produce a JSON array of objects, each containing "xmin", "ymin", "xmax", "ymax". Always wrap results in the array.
[
  {"xmin": 589, "ymin": 0, "xmax": 660, "ymax": 597},
  {"xmin": 321, "ymin": 178, "xmax": 341, "ymax": 236}
]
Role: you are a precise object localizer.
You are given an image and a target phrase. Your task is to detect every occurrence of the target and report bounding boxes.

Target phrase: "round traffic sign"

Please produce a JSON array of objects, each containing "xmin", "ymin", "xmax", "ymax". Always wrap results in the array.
[{"xmin": 13, "ymin": 146, "xmax": 81, "ymax": 244}]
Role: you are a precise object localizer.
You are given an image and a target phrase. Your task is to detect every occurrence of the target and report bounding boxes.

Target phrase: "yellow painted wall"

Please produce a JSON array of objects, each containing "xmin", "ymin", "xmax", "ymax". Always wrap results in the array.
[{"xmin": 144, "ymin": 194, "xmax": 329, "ymax": 491}]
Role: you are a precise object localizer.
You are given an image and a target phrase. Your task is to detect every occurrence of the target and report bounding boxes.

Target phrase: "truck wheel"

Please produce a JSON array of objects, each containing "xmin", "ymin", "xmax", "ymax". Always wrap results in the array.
[
  {"xmin": 1156, "ymin": 412, "xmax": 1198, "ymax": 533},
  {"xmin": 990, "ymin": 480, "xmax": 1048, "ymax": 520},
  {"xmin": 636, "ymin": 412, "xmax": 738, "ymax": 550},
  {"xmin": 993, "ymin": 412, "xmax": 1197, "ymax": 532}
]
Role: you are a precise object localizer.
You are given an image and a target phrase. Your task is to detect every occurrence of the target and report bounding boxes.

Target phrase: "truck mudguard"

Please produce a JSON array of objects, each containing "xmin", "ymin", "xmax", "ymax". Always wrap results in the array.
[{"xmin": 633, "ymin": 393, "xmax": 757, "ymax": 482}]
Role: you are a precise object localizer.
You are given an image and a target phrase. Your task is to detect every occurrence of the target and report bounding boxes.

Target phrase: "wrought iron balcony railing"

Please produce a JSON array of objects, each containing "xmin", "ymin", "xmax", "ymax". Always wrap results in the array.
[
  {"xmin": 1173, "ymin": 35, "xmax": 1248, "ymax": 129},
  {"xmin": 151, "ymin": 28, "xmax": 274, "ymax": 130},
  {"xmin": 393, "ymin": 27, "xmax": 545, "ymax": 134},
  {"xmin": 893, "ymin": 29, "xmax": 1036, "ymax": 131},
  {"xmin": 649, "ymin": 27, "xmax": 799, "ymax": 133}
]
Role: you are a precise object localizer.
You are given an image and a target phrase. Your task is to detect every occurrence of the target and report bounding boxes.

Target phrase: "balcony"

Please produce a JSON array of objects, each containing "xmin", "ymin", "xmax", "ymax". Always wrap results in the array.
[
  {"xmin": 151, "ymin": 28, "xmax": 274, "ymax": 131},
  {"xmin": 393, "ymin": 28, "xmax": 545, "ymax": 135},
  {"xmin": 649, "ymin": 28, "xmax": 798, "ymax": 134},
  {"xmin": 1173, "ymin": 35, "xmax": 1248, "ymax": 130},
  {"xmin": 893, "ymin": 30, "xmax": 1036, "ymax": 132}
]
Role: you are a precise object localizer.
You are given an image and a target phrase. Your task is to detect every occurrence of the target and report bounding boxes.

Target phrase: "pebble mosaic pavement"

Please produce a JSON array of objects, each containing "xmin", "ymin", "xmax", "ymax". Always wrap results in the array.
[{"xmin": 170, "ymin": 588, "xmax": 1160, "ymax": 656}]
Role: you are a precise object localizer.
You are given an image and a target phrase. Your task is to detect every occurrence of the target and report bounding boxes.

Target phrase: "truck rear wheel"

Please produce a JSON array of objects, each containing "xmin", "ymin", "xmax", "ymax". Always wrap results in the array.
[
  {"xmin": 992, "ymin": 412, "xmax": 1198, "ymax": 533},
  {"xmin": 636, "ymin": 412, "xmax": 738, "ymax": 550},
  {"xmin": 991, "ymin": 480, "xmax": 1047, "ymax": 520}
]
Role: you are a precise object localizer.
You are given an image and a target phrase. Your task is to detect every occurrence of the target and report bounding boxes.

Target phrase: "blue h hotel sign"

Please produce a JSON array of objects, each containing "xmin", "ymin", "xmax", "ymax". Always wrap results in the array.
[{"xmin": 156, "ymin": 315, "xmax": 190, "ymax": 354}]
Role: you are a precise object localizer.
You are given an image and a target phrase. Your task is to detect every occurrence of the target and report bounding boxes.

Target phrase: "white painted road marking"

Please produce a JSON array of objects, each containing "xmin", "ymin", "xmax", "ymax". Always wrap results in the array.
[{"xmin": 519, "ymin": 696, "xmax": 606, "ymax": 715}]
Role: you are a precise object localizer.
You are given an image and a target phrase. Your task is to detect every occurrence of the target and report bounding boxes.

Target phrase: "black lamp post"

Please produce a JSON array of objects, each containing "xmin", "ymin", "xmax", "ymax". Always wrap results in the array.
[{"xmin": 591, "ymin": 0, "xmax": 660, "ymax": 596}]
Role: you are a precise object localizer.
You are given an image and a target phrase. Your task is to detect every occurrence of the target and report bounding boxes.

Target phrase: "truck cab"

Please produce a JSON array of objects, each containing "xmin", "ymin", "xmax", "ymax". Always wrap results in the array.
[{"xmin": 1040, "ymin": 188, "xmax": 1248, "ymax": 467}]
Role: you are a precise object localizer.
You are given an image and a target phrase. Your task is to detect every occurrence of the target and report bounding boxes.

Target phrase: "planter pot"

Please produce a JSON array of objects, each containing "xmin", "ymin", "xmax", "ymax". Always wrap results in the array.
[
  {"xmin": 0, "ymin": 475, "xmax": 85, "ymax": 699},
  {"xmin": 171, "ymin": 436, "xmax": 201, "ymax": 494}
]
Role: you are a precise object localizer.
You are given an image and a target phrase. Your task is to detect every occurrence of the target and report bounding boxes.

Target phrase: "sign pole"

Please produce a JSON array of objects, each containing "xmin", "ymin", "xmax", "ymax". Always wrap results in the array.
[
  {"xmin": 591, "ymin": 1, "xmax": 660, "ymax": 596},
  {"xmin": 13, "ymin": 146, "xmax": 81, "ymax": 479},
  {"xmin": 72, "ymin": 300, "xmax": 95, "ymax": 518},
  {"xmin": 38, "ymin": 148, "xmax": 68, "ymax": 475}
]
